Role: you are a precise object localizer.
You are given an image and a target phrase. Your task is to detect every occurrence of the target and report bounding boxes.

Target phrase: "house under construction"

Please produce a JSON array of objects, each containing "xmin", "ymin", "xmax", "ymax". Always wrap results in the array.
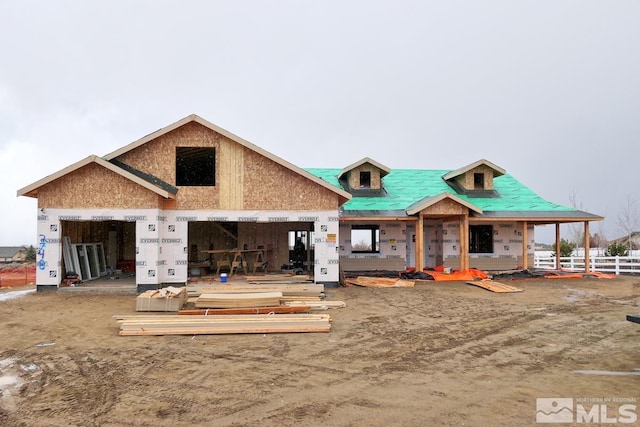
[{"xmin": 17, "ymin": 114, "xmax": 602, "ymax": 291}]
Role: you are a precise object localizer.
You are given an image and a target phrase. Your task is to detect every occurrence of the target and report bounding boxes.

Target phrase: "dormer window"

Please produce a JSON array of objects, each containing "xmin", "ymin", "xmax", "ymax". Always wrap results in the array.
[
  {"xmin": 360, "ymin": 171, "xmax": 371, "ymax": 188},
  {"xmin": 474, "ymin": 173, "xmax": 484, "ymax": 190}
]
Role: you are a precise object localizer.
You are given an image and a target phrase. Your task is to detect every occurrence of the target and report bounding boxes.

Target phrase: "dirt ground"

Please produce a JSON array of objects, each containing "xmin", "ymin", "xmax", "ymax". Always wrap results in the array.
[{"xmin": 0, "ymin": 275, "xmax": 639, "ymax": 427}]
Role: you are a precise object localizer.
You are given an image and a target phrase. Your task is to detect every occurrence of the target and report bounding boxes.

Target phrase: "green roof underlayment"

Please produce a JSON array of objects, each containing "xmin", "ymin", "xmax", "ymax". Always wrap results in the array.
[{"xmin": 306, "ymin": 168, "xmax": 599, "ymax": 220}]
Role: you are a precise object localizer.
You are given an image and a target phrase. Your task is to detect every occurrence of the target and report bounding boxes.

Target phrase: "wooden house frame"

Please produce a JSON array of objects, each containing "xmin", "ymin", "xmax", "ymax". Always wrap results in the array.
[{"xmin": 18, "ymin": 115, "xmax": 351, "ymax": 291}]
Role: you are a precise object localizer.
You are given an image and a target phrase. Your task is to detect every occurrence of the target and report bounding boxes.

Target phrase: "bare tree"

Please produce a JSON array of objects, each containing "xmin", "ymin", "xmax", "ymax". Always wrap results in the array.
[
  {"xmin": 618, "ymin": 195, "xmax": 639, "ymax": 250},
  {"xmin": 568, "ymin": 190, "xmax": 584, "ymax": 251}
]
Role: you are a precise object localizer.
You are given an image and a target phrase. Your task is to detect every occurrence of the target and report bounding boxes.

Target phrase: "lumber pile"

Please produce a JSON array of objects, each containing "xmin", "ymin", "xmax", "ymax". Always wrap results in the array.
[
  {"xmin": 195, "ymin": 291, "xmax": 283, "ymax": 308},
  {"xmin": 135, "ymin": 286, "xmax": 187, "ymax": 312},
  {"xmin": 115, "ymin": 313, "xmax": 332, "ymax": 336},
  {"xmin": 188, "ymin": 283, "xmax": 324, "ymax": 298},
  {"xmin": 245, "ymin": 274, "xmax": 313, "ymax": 284}
]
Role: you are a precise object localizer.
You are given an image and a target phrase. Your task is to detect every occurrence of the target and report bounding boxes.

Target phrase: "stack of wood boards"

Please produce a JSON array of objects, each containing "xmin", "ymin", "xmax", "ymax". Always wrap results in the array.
[
  {"xmin": 245, "ymin": 274, "xmax": 313, "ymax": 284},
  {"xmin": 135, "ymin": 286, "xmax": 187, "ymax": 312},
  {"xmin": 115, "ymin": 313, "xmax": 332, "ymax": 336},
  {"xmin": 179, "ymin": 305, "xmax": 312, "ymax": 315},
  {"xmin": 195, "ymin": 291, "xmax": 283, "ymax": 308},
  {"xmin": 188, "ymin": 283, "xmax": 324, "ymax": 298}
]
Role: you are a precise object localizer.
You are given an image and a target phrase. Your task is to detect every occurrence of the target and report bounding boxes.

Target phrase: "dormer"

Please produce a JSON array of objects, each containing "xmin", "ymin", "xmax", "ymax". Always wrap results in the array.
[
  {"xmin": 339, "ymin": 157, "xmax": 390, "ymax": 195},
  {"xmin": 442, "ymin": 159, "xmax": 505, "ymax": 196}
]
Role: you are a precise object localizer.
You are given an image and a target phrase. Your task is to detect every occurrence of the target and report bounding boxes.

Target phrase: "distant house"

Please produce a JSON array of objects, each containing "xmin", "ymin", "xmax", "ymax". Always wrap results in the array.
[
  {"xmin": 0, "ymin": 247, "xmax": 27, "ymax": 263},
  {"xmin": 608, "ymin": 232, "xmax": 640, "ymax": 250},
  {"xmin": 17, "ymin": 114, "xmax": 602, "ymax": 291}
]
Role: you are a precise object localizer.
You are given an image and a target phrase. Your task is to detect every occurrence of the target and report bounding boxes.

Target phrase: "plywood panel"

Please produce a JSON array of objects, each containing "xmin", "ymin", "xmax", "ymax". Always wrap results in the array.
[
  {"xmin": 421, "ymin": 199, "xmax": 468, "ymax": 216},
  {"xmin": 38, "ymin": 163, "xmax": 162, "ymax": 209},
  {"xmin": 242, "ymin": 148, "xmax": 338, "ymax": 210}
]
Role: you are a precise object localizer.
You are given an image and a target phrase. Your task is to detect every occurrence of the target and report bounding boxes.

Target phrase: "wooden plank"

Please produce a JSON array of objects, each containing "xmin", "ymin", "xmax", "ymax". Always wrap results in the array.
[
  {"xmin": 119, "ymin": 326, "xmax": 330, "ymax": 335},
  {"xmin": 283, "ymin": 300, "xmax": 346, "ymax": 310},
  {"xmin": 466, "ymin": 279, "xmax": 523, "ymax": 293},
  {"xmin": 178, "ymin": 306, "xmax": 312, "ymax": 315},
  {"xmin": 344, "ymin": 277, "xmax": 415, "ymax": 288}
]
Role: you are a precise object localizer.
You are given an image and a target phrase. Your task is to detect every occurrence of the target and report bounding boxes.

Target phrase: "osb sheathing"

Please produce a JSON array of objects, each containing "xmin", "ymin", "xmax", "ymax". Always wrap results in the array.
[
  {"xmin": 115, "ymin": 121, "xmax": 339, "ymax": 211},
  {"xmin": 420, "ymin": 198, "xmax": 468, "ymax": 216},
  {"xmin": 37, "ymin": 163, "xmax": 162, "ymax": 209},
  {"xmin": 346, "ymin": 163, "xmax": 382, "ymax": 190},
  {"xmin": 242, "ymin": 148, "xmax": 338, "ymax": 210},
  {"xmin": 455, "ymin": 165, "xmax": 495, "ymax": 190}
]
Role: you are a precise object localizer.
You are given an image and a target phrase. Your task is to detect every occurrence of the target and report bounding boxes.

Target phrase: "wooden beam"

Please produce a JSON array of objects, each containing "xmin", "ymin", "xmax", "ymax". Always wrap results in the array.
[
  {"xmin": 555, "ymin": 223, "xmax": 561, "ymax": 270},
  {"xmin": 460, "ymin": 215, "xmax": 469, "ymax": 270},
  {"xmin": 522, "ymin": 221, "xmax": 528, "ymax": 270},
  {"xmin": 584, "ymin": 221, "xmax": 590, "ymax": 272},
  {"xmin": 416, "ymin": 212, "xmax": 424, "ymax": 271}
]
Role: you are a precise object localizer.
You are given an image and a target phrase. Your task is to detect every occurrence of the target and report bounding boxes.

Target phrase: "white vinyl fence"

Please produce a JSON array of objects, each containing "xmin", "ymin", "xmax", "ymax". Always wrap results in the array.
[{"xmin": 534, "ymin": 255, "xmax": 640, "ymax": 274}]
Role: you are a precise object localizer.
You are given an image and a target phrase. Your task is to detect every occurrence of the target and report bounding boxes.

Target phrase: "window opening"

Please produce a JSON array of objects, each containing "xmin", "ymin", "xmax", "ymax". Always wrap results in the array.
[
  {"xmin": 469, "ymin": 225, "xmax": 493, "ymax": 253},
  {"xmin": 351, "ymin": 225, "xmax": 380, "ymax": 253},
  {"xmin": 359, "ymin": 171, "xmax": 371, "ymax": 188},
  {"xmin": 176, "ymin": 147, "xmax": 215, "ymax": 186},
  {"xmin": 473, "ymin": 173, "xmax": 484, "ymax": 190}
]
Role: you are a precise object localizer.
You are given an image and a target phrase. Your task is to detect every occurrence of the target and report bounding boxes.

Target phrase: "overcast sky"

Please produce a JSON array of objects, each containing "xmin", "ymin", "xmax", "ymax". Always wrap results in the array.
[{"xmin": 1, "ymin": 0, "xmax": 639, "ymax": 246}]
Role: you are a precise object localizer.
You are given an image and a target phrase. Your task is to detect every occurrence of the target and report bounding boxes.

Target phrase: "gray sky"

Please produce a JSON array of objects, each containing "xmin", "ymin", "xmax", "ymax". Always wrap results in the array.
[{"xmin": 2, "ymin": 0, "xmax": 639, "ymax": 246}]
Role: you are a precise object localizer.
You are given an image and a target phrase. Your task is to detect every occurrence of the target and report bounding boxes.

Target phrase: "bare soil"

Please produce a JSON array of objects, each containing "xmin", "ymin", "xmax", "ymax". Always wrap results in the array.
[{"xmin": 0, "ymin": 276, "xmax": 639, "ymax": 426}]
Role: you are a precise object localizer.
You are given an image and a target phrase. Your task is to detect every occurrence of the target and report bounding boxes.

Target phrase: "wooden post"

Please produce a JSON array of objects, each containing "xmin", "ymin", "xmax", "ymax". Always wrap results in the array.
[
  {"xmin": 555, "ymin": 223, "xmax": 561, "ymax": 270},
  {"xmin": 522, "ymin": 221, "xmax": 528, "ymax": 270},
  {"xmin": 584, "ymin": 221, "xmax": 590, "ymax": 272},
  {"xmin": 460, "ymin": 215, "xmax": 469, "ymax": 271},
  {"xmin": 416, "ymin": 214, "xmax": 424, "ymax": 271}
]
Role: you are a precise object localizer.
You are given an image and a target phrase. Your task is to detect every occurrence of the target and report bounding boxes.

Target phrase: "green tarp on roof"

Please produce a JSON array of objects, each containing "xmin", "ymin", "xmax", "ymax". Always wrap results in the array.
[{"xmin": 306, "ymin": 168, "xmax": 585, "ymax": 216}]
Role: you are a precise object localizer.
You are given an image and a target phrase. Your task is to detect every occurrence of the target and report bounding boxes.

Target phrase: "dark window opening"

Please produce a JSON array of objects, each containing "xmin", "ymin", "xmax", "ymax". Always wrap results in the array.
[
  {"xmin": 474, "ymin": 173, "xmax": 484, "ymax": 190},
  {"xmin": 359, "ymin": 171, "xmax": 371, "ymax": 188},
  {"xmin": 469, "ymin": 225, "xmax": 493, "ymax": 253},
  {"xmin": 351, "ymin": 224, "xmax": 380, "ymax": 253},
  {"xmin": 176, "ymin": 147, "xmax": 215, "ymax": 186}
]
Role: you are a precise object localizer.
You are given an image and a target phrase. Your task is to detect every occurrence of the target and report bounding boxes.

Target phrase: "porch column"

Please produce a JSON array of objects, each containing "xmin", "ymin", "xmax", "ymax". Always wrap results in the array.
[
  {"xmin": 416, "ymin": 214, "xmax": 424, "ymax": 271},
  {"xmin": 584, "ymin": 221, "xmax": 590, "ymax": 272},
  {"xmin": 555, "ymin": 223, "xmax": 561, "ymax": 270},
  {"xmin": 521, "ymin": 221, "xmax": 528, "ymax": 270},
  {"xmin": 459, "ymin": 215, "xmax": 469, "ymax": 270}
]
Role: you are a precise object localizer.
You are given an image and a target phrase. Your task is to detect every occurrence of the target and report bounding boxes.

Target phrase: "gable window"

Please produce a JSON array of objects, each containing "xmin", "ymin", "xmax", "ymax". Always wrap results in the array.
[
  {"xmin": 469, "ymin": 225, "xmax": 493, "ymax": 253},
  {"xmin": 351, "ymin": 224, "xmax": 379, "ymax": 253},
  {"xmin": 474, "ymin": 173, "xmax": 484, "ymax": 190},
  {"xmin": 359, "ymin": 171, "xmax": 371, "ymax": 188},
  {"xmin": 176, "ymin": 147, "xmax": 215, "ymax": 186}
]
